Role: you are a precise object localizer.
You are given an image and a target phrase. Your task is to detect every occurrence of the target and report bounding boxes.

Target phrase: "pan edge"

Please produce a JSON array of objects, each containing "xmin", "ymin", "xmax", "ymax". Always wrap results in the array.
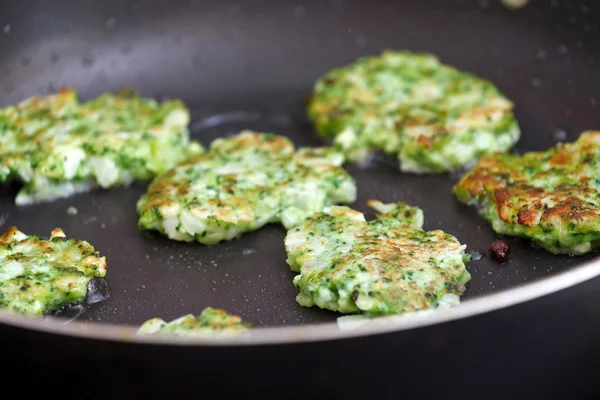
[{"xmin": 1, "ymin": 255, "xmax": 599, "ymax": 346}]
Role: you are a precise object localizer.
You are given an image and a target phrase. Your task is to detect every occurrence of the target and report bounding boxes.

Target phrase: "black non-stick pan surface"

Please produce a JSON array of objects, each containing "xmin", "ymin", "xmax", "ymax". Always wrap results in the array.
[{"xmin": 2, "ymin": 0, "xmax": 600, "ymax": 398}]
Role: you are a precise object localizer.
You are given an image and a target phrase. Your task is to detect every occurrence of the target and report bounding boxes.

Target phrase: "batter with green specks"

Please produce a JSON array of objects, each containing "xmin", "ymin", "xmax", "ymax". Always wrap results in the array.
[
  {"xmin": 454, "ymin": 130, "xmax": 600, "ymax": 255},
  {"xmin": 308, "ymin": 50, "xmax": 520, "ymax": 172},
  {"xmin": 285, "ymin": 200, "xmax": 472, "ymax": 315},
  {"xmin": 137, "ymin": 307, "xmax": 251, "ymax": 337},
  {"xmin": 0, "ymin": 88, "xmax": 203, "ymax": 205},
  {"xmin": 0, "ymin": 226, "xmax": 108, "ymax": 317},
  {"xmin": 137, "ymin": 130, "xmax": 357, "ymax": 244}
]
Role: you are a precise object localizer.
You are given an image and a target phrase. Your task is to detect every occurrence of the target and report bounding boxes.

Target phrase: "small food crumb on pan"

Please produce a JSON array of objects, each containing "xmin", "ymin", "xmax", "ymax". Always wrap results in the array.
[
  {"xmin": 489, "ymin": 239, "xmax": 510, "ymax": 263},
  {"xmin": 501, "ymin": 0, "xmax": 529, "ymax": 10},
  {"xmin": 137, "ymin": 307, "xmax": 251, "ymax": 337}
]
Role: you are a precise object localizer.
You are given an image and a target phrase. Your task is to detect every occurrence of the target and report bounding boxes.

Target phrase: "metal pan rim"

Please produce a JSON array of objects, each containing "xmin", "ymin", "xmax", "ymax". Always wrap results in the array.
[{"xmin": 2, "ymin": 255, "xmax": 599, "ymax": 346}]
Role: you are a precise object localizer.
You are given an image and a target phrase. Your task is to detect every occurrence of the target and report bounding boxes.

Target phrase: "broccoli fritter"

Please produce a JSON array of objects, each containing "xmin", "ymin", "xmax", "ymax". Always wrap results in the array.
[
  {"xmin": 137, "ymin": 130, "xmax": 357, "ymax": 244},
  {"xmin": 0, "ymin": 226, "xmax": 108, "ymax": 316},
  {"xmin": 308, "ymin": 50, "xmax": 520, "ymax": 172},
  {"xmin": 285, "ymin": 200, "xmax": 472, "ymax": 315},
  {"xmin": 0, "ymin": 88, "xmax": 203, "ymax": 205},
  {"xmin": 454, "ymin": 130, "xmax": 600, "ymax": 255}
]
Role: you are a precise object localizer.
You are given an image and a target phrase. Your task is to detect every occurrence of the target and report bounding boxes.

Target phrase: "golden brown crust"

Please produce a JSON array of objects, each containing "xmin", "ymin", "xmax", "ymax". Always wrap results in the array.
[
  {"xmin": 0, "ymin": 226, "xmax": 21, "ymax": 243},
  {"xmin": 454, "ymin": 131, "xmax": 600, "ymax": 254}
]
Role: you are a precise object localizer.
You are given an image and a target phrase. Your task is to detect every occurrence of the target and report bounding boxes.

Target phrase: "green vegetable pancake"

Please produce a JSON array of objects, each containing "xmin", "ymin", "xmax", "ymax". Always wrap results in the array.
[
  {"xmin": 137, "ymin": 130, "xmax": 357, "ymax": 244},
  {"xmin": 454, "ymin": 130, "xmax": 600, "ymax": 255},
  {"xmin": 285, "ymin": 200, "xmax": 472, "ymax": 315},
  {"xmin": 308, "ymin": 50, "xmax": 520, "ymax": 172},
  {"xmin": 0, "ymin": 226, "xmax": 108, "ymax": 316},
  {"xmin": 0, "ymin": 88, "xmax": 203, "ymax": 205}
]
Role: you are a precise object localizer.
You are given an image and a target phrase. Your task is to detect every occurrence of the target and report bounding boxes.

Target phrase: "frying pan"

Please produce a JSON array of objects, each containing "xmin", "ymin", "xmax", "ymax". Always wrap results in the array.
[{"xmin": 1, "ymin": 0, "xmax": 600, "ymax": 398}]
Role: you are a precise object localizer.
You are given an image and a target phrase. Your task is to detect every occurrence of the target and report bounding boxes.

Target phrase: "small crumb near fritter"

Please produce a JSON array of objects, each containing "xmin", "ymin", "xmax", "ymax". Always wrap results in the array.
[
  {"xmin": 489, "ymin": 239, "xmax": 510, "ymax": 263},
  {"xmin": 137, "ymin": 307, "xmax": 251, "ymax": 337},
  {"xmin": 67, "ymin": 206, "xmax": 78, "ymax": 215},
  {"xmin": 501, "ymin": 0, "xmax": 529, "ymax": 10}
]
